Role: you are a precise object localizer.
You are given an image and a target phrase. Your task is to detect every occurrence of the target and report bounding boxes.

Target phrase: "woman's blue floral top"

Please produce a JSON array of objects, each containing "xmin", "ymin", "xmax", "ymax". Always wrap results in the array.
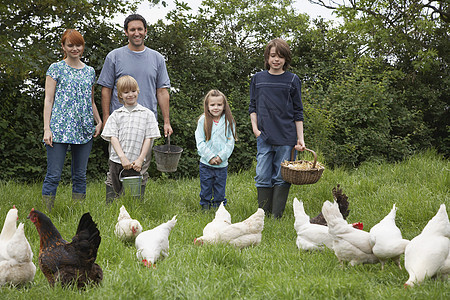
[{"xmin": 46, "ymin": 60, "xmax": 95, "ymax": 144}]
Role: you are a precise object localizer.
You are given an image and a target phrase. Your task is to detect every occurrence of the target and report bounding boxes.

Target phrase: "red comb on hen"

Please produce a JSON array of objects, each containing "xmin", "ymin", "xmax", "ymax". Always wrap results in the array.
[{"xmin": 352, "ymin": 222, "xmax": 364, "ymax": 230}]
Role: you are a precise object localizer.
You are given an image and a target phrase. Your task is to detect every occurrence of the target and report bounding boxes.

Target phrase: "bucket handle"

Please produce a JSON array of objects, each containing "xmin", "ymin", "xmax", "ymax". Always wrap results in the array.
[
  {"xmin": 163, "ymin": 135, "xmax": 171, "ymax": 153},
  {"xmin": 119, "ymin": 169, "xmax": 125, "ymax": 182}
]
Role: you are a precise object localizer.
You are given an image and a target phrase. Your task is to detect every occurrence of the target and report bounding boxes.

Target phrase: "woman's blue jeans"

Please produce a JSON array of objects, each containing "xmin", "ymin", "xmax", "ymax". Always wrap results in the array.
[
  {"xmin": 199, "ymin": 162, "xmax": 228, "ymax": 207},
  {"xmin": 42, "ymin": 139, "xmax": 93, "ymax": 196},
  {"xmin": 255, "ymin": 137, "xmax": 294, "ymax": 188}
]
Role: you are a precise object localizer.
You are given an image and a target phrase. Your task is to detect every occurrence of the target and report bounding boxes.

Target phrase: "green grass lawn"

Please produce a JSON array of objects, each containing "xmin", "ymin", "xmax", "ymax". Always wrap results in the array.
[{"xmin": 1, "ymin": 150, "xmax": 449, "ymax": 299}]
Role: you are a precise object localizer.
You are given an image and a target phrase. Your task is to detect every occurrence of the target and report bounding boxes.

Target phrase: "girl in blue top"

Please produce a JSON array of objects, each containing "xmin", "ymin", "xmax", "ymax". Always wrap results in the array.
[
  {"xmin": 195, "ymin": 90, "xmax": 237, "ymax": 210},
  {"xmin": 42, "ymin": 29, "xmax": 102, "ymax": 211}
]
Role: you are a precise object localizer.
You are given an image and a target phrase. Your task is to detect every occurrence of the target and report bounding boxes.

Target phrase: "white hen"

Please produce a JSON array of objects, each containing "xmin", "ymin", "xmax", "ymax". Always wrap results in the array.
[
  {"xmin": 0, "ymin": 223, "xmax": 36, "ymax": 286},
  {"xmin": 369, "ymin": 204, "xmax": 409, "ymax": 270},
  {"xmin": 293, "ymin": 198, "xmax": 333, "ymax": 251},
  {"xmin": 0, "ymin": 205, "xmax": 18, "ymax": 262},
  {"xmin": 115, "ymin": 205, "xmax": 143, "ymax": 242},
  {"xmin": 215, "ymin": 208, "xmax": 265, "ymax": 249},
  {"xmin": 135, "ymin": 215, "xmax": 177, "ymax": 268},
  {"xmin": 322, "ymin": 200, "xmax": 379, "ymax": 266},
  {"xmin": 404, "ymin": 204, "xmax": 450, "ymax": 287},
  {"xmin": 194, "ymin": 202, "xmax": 231, "ymax": 244}
]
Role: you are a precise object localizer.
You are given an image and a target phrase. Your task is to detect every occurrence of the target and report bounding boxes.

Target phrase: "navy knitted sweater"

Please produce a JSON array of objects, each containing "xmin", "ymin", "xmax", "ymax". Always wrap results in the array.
[{"xmin": 249, "ymin": 70, "xmax": 303, "ymax": 146}]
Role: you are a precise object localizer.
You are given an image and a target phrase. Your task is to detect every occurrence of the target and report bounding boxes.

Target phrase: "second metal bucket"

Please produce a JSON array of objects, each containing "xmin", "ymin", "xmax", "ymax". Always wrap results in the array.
[
  {"xmin": 119, "ymin": 169, "xmax": 142, "ymax": 197},
  {"xmin": 153, "ymin": 136, "xmax": 183, "ymax": 172}
]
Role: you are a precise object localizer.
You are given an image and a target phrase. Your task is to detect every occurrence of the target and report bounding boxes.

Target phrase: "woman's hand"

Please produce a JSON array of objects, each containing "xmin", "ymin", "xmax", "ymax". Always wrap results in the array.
[
  {"xmin": 93, "ymin": 121, "xmax": 102, "ymax": 137},
  {"xmin": 43, "ymin": 129, "xmax": 53, "ymax": 147}
]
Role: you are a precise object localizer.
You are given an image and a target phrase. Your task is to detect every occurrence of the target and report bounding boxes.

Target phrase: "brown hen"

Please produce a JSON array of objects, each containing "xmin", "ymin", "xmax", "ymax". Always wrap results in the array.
[{"xmin": 27, "ymin": 209, "xmax": 102, "ymax": 288}]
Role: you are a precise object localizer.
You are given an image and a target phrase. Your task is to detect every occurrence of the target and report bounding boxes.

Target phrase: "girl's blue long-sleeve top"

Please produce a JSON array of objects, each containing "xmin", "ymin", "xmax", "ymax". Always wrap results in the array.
[{"xmin": 195, "ymin": 114, "xmax": 235, "ymax": 168}]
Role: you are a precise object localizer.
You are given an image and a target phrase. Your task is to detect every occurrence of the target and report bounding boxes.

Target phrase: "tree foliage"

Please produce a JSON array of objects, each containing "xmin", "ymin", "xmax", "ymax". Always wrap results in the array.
[{"xmin": 0, "ymin": 0, "xmax": 448, "ymax": 182}]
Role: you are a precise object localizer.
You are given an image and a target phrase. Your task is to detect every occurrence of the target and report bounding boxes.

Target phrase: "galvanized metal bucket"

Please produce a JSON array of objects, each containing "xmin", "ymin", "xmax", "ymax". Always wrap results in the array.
[
  {"xmin": 153, "ymin": 135, "xmax": 183, "ymax": 172},
  {"xmin": 119, "ymin": 169, "xmax": 142, "ymax": 197}
]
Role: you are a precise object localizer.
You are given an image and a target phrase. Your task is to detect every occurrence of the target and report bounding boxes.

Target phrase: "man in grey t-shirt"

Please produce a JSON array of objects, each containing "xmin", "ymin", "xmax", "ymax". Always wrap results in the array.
[{"xmin": 98, "ymin": 14, "xmax": 172, "ymax": 201}]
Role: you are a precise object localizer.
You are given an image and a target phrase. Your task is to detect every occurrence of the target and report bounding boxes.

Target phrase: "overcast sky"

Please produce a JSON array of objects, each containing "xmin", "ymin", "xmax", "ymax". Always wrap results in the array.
[{"xmin": 113, "ymin": 0, "xmax": 338, "ymax": 26}]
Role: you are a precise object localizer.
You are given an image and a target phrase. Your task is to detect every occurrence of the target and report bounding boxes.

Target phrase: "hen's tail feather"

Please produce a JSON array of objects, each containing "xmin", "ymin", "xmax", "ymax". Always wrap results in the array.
[
  {"xmin": 333, "ymin": 184, "xmax": 350, "ymax": 219},
  {"xmin": 73, "ymin": 213, "xmax": 101, "ymax": 256}
]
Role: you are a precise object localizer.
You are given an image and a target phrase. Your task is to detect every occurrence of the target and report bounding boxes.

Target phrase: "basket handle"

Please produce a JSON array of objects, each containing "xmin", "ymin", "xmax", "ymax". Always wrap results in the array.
[{"xmin": 290, "ymin": 148, "xmax": 318, "ymax": 169}]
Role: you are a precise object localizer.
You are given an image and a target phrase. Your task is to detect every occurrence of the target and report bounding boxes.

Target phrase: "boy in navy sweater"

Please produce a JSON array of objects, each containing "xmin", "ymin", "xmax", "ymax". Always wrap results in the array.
[{"xmin": 249, "ymin": 38, "xmax": 306, "ymax": 218}]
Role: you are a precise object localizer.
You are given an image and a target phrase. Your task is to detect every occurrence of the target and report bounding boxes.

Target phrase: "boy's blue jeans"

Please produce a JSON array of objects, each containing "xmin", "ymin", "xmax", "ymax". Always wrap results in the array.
[
  {"xmin": 199, "ymin": 162, "xmax": 228, "ymax": 207},
  {"xmin": 255, "ymin": 137, "xmax": 293, "ymax": 188},
  {"xmin": 42, "ymin": 139, "xmax": 93, "ymax": 196}
]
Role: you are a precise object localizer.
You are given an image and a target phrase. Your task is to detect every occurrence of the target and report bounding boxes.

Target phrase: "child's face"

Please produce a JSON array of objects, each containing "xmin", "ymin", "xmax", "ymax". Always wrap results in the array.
[
  {"xmin": 208, "ymin": 96, "xmax": 225, "ymax": 120},
  {"xmin": 268, "ymin": 46, "xmax": 285, "ymax": 74},
  {"xmin": 120, "ymin": 89, "xmax": 139, "ymax": 107}
]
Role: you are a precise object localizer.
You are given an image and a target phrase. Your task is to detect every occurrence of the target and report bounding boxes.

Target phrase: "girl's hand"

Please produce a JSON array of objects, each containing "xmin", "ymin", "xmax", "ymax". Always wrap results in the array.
[
  {"xmin": 215, "ymin": 156, "xmax": 222, "ymax": 164},
  {"xmin": 94, "ymin": 122, "xmax": 102, "ymax": 137},
  {"xmin": 120, "ymin": 157, "xmax": 132, "ymax": 169},
  {"xmin": 209, "ymin": 157, "xmax": 217, "ymax": 165},
  {"xmin": 253, "ymin": 129, "xmax": 261, "ymax": 138},
  {"xmin": 43, "ymin": 129, "xmax": 53, "ymax": 147}
]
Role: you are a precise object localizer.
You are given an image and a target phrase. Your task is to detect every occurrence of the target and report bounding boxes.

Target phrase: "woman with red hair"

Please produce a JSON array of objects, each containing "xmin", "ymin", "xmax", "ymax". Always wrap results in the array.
[{"xmin": 42, "ymin": 29, "xmax": 102, "ymax": 211}]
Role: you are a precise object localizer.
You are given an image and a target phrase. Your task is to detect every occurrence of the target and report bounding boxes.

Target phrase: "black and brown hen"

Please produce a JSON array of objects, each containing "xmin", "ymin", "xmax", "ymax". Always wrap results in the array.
[
  {"xmin": 310, "ymin": 184, "xmax": 350, "ymax": 226},
  {"xmin": 27, "ymin": 209, "xmax": 102, "ymax": 288}
]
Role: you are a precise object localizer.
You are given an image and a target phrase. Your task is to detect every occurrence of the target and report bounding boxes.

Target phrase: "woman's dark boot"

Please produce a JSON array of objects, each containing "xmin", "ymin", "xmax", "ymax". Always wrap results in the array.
[
  {"xmin": 72, "ymin": 193, "xmax": 86, "ymax": 201},
  {"xmin": 42, "ymin": 195, "xmax": 55, "ymax": 212}
]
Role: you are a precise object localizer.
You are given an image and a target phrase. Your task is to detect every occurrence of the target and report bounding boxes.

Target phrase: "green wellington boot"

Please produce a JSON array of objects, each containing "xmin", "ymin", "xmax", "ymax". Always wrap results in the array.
[
  {"xmin": 257, "ymin": 187, "xmax": 274, "ymax": 215},
  {"xmin": 42, "ymin": 195, "xmax": 55, "ymax": 212},
  {"xmin": 272, "ymin": 185, "xmax": 291, "ymax": 219}
]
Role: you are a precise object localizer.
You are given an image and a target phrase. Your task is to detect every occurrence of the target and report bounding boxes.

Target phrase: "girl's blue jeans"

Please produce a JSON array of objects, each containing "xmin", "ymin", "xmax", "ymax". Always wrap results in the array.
[
  {"xmin": 199, "ymin": 162, "xmax": 228, "ymax": 207},
  {"xmin": 255, "ymin": 136, "xmax": 294, "ymax": 188},
  {"xmin": 42, "ymin": 139, "xmax": 93, "ymax": 196}
]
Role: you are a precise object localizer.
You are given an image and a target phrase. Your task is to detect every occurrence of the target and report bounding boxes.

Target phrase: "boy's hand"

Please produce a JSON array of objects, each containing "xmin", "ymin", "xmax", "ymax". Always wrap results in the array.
[
  {"xmin": 132, "ymin": 158, "xmax": 144, "ymax": 172},
  {"xmin": 295, "ymin": 140, "xmax": 306, "ymax": 152},
  {"xmin": 120, "ymin": 156, "xmax": 132, "ymax": 169}
]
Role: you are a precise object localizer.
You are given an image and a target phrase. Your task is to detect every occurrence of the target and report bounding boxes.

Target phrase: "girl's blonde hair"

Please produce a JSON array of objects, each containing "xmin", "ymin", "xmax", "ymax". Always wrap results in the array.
[
  {"xmin": 117, "ymin": 75, "xmax": 140, "ymax": 104},
  {"xmin": 202, "ymin": 89, "xmax": 237, "ymax": 142},
  {"xmin": 61, "ymin": 29, "xmax": 85, "ymax": 59}
]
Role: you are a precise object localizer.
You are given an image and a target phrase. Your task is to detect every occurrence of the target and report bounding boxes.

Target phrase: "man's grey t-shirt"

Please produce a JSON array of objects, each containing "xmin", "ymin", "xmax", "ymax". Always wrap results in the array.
[{"xmin": 97, "ymin": 46, "xmax": 171, "ymax": 117}]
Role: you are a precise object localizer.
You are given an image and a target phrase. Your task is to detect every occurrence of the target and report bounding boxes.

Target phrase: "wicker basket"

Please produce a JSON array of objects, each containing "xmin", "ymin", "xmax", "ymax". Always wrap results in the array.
[{"xmin": 281, "ymin": 148, "xmax": 324, "ymax": 185}]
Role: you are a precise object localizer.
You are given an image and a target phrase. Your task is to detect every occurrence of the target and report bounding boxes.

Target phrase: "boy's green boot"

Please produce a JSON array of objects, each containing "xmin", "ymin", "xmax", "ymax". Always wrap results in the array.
[
  {"xmin": 257, "ymin": 187, "xmax": 273, "ymax": 215},
  {"xmin": 272, "ymin": 185, "xmax": 290, "ymax": 219},
  {"xmin": 106, "ymin": 184, "xmax": 116, "ymax": 204}
]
